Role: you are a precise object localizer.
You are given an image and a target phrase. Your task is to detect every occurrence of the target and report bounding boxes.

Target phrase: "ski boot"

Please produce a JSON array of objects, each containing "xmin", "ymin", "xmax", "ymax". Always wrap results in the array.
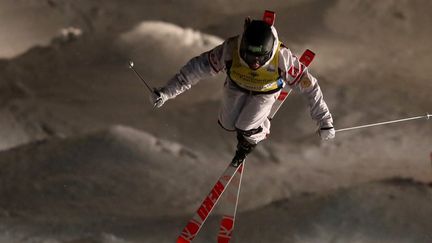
[
  {"xmin": 231, "ymin": 133, "xmax": 256, "ymax": 167},
  {"xmin": 231, "ymin": 149, "xmax": 247, "ymax": 167}
]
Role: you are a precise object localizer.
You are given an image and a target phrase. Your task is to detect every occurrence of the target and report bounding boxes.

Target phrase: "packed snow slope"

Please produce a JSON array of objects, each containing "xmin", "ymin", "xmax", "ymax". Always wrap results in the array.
[
  {"xmin": 1, "ymin": 174, "xmax": 431, "ymax": 243},
  {"xmin": 0, "ymin": 0, "xmax": 431, "ymax": 242},
  {"xmin": 190, "ymin": 179, "xmax": 432, "ymax": 243},
  {"xmin": 0, "ymin": 126, "xmax": 212, "ymax": 219}
]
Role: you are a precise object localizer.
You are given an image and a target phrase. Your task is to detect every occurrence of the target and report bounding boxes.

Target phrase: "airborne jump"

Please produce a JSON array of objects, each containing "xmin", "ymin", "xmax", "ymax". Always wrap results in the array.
[
  {"xmin": 149, "ymin": 11, "xmax": 335, "ymax": 167},
  {"xmin": 147, "ymin": 10, "xmax": 335, "ymax": 243}
]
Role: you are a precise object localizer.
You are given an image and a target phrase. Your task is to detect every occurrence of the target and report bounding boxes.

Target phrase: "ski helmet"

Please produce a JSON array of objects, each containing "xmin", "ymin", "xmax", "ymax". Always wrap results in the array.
[{"xmin": 239, "ymin": 20, "xmax": 275, "ymax": 68}]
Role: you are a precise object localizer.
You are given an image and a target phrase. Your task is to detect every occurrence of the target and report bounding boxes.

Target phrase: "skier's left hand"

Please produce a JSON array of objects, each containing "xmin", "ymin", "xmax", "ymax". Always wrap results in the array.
[{"xmin": 319, "ymin": 127, "xmax": 335, "ymax": 140}]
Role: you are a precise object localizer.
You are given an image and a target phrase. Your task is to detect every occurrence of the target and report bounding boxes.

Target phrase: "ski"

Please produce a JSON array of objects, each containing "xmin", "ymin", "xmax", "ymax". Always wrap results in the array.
[
  {"xmin": 217, "ymin": 162, "xmax": 245, "ymax": 243},
  {"xmin": 268, "ymin": 49, "xmax": 315, "ymax": 120},
  {"xmin": 177, "ymin": 163, "xmax": 244, "ymax": 243}
]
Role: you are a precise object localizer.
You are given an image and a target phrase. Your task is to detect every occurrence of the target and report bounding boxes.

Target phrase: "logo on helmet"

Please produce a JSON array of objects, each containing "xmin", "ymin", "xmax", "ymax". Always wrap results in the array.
[{"xmin": 247, "ymin": 45, "xmax": 264, "ymax": 54}]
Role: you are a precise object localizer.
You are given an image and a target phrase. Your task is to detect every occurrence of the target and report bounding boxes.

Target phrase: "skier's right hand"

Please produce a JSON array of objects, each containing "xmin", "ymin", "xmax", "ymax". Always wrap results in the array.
[{"xmin": 150, "ymin": 88, "xmax": 168, "ymax": 108}]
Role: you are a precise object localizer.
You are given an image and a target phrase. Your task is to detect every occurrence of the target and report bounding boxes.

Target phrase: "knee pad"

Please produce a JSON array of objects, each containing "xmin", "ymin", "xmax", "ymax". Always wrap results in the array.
[{"xmin": 235, "ymin": 128, "xmax": 261, "ymax": 153}]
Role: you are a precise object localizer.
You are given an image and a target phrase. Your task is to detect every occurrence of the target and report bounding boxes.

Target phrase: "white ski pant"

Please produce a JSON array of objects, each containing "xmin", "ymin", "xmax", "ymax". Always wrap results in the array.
[{"xmin": 218, "ymin": 80, "xmax": 281, "ymax": 145}]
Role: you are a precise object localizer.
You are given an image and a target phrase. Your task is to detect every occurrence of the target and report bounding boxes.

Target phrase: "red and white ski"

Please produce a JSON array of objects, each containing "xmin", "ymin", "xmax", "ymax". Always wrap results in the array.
[
  {"xmin": 177, "ymin": 163, "xmax": 244, "ymax": 243},
  {"xmin": 268, "ymin": 49, "xmax": 315, "ymax": 120},
  {"xmin": 217, "ymin": 162, "xmax": 245, "ymax": 243}
]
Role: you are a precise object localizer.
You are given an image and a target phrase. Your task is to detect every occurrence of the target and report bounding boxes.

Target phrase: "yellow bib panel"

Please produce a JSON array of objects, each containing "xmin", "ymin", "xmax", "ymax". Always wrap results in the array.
[{"xmin": 228, "ymin": 41, "xmax": 281, "ymax": 92}]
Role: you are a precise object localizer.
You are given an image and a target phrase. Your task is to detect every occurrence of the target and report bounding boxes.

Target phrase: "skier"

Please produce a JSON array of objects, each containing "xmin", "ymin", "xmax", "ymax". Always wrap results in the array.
[{"xmin": 150, "ymin": 14, "xmax": 335, "ymax": 167}]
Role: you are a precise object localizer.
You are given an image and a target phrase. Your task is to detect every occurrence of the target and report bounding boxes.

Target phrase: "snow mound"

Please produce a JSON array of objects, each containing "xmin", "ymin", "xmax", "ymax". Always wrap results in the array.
[
  {"xmin": 120, "ymin": 178, "xmax": 432, "ymax": 242},
  {"xmin": 117, "ymin": 20, "xmax": 223, "ymax": 72},
  {"xmin": 0, "ymin": 80, "xmax": 54, "ymax": 151},
  {"xmin": 325, "ymin": 0, "xmax": 432, "ymax": 41},
  {"xmin": 0, "ymin": 107, "xmax": 47, "ymax": 151},
  {"xmin": 119, "ymin": 21, "xmax": 223, "ymax": 49},
  {"xmin": 0, "ymin": 125, "xmax": 212, "ymax": 220},
  {"xmin": 220, "ymin": 178, "xmax": 432, "ymax": 243},
  {"xmin": 116, "ymin": 20, "xmax": 225, "ymax": 102}
]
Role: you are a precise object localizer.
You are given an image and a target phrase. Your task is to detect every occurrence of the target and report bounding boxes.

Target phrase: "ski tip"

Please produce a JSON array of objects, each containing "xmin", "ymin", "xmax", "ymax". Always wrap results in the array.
[
  {"xmin": 306, "ymin": 49, "xmax": 315, "ymax": 55},
  {"xmin": 177, "ymin": 236, "xmax": 190, "ymax": 243},
  {"xmin": 426, "ymin": 112, "xmax": 431, "ymax": 120},
  {"xmin": 263, "ymin": 10, "xmax": 276, "ymax": 26},
  {"xmin": 299, "ymin": 49, "xmax": 315, "ymax": 67}
]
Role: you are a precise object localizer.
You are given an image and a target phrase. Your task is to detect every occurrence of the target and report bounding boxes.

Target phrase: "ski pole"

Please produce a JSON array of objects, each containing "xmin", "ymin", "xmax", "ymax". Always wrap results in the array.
[
  {"xmin": 128, "ymin": 60, "xmax": 153, "ymax": 93},
  {"xmin": 335, "ymin": 113, "xmax": 431, "ymax": 133}
]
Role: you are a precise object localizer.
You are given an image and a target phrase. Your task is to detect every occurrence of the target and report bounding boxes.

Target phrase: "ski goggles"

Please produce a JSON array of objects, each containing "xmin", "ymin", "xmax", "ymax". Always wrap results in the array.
[{"xmin": 240, "ymin": 49, "xmax": 272, "ymax": 66}]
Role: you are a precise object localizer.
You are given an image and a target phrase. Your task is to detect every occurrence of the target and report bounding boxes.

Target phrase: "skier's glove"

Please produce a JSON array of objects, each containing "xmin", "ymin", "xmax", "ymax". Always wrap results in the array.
[
  {"xmin": 150, "ymin": 88, "xmax": 168, "ymax": 108},
  {"xmin": 319, "ymin": 126, "xmax": 335, "ymax": 140}
]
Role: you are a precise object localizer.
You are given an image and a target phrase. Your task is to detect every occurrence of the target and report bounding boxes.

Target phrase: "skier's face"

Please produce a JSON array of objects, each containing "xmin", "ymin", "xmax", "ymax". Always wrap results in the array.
[
  {"xmin": 241, "ymin": 50, "xmax": 272, "ymax": 70},
  {"xmin": 240, "ymin": 20, "xmax": 275, "ymax": 69}
]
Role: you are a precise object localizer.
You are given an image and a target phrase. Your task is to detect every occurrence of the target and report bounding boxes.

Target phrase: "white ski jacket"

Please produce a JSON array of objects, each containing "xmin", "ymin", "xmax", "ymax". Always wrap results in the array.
[{"xmin": 160, "ymin": 36, "xmax": 333, "ymax": 128}]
